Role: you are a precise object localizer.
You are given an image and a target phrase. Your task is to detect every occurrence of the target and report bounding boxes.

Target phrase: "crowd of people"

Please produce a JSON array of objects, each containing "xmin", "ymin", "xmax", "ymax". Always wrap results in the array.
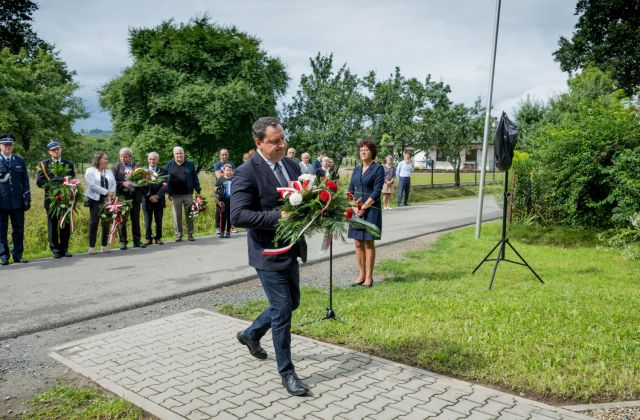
[
  {"xmin": 1, "ymin": 117, "xmax": 416, "ymax": 396},
  {"xmin": 0, "ymin": 131, "xmax": 411, "ymax": 268}
]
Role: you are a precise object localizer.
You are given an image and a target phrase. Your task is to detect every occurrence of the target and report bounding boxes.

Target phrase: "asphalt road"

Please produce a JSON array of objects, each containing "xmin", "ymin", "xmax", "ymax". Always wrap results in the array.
[{"xmin": 0, "ymin": 196, "xmax": 499, "ymax": 339}]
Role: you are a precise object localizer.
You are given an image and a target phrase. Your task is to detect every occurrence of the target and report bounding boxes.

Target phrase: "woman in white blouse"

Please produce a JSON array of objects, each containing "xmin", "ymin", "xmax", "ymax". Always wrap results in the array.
[{"xmin": 84, "ymin": 152, "xmax": 116, "ymax": 254}]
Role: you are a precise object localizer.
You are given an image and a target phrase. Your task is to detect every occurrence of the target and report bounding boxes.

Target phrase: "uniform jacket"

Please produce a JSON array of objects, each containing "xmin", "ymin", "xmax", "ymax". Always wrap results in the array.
[
  {"xmin": 231, "ymin": 154, "xmax": 307, "ymax": 271},
  {"xmin": 36, "ymin": 158, "xmax": 76, "ymax": 209},
  {"xmin": 0, "ymin": 155, "xmax": 30, "ymax": 210}
]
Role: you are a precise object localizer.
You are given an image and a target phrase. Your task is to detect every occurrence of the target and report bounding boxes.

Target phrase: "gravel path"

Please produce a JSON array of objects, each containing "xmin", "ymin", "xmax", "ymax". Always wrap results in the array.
[{"xmin": 1, "ymin": 231, "xmax": 637, "ymax": 419}]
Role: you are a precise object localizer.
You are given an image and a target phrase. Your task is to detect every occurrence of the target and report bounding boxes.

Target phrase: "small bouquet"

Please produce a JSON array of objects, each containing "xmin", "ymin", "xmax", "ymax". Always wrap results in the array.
[
  {"xmin": 125, "ymin": 167, "xmax": 167, "ymax": 187},
  {"xmin": 99, "ymin": 196, "xmax": 132, "ymax": 244},
  {"xmin": 264, "ymin": 174, "xmax": 380, "ymax": 255},
  {"xmin": 45, "ymin": 162, "xmax": 84, "ymax": 232},
  {"xmin": 188, "ymin": 196, "xmax": 207, "ymax": 220}
]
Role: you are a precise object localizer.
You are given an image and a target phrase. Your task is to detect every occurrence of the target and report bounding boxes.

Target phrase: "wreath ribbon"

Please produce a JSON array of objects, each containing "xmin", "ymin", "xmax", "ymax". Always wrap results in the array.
[{"xmin": 262, "ymin": 187, "xmax": 332, "ymax": 256}]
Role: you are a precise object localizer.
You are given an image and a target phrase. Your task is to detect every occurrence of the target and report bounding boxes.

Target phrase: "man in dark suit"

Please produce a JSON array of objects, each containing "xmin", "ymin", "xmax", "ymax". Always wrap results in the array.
[
  {"xmin": 112, "ymin": 147, "xmax": 145, "ymax": 250},
  {"xmin": 36, "ymin": 140, "xmax": 76, "ymax": 258},
  {"xmin": 231, "ymin": 117, "xmax": 309, "ymax": 396},
  {"xmin": 141, "ymin": 151, "xmax": 167, "ymax": 245},
  {"xmin": 0, "ymin": 134, "xmax": 31, "ymax": 265}
]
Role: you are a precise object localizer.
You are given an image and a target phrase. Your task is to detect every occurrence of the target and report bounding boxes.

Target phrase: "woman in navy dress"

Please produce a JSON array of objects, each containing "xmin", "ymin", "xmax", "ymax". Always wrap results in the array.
[{"xmin": 348, "ymin": 139, "xmax": 385, "ymax": 288}]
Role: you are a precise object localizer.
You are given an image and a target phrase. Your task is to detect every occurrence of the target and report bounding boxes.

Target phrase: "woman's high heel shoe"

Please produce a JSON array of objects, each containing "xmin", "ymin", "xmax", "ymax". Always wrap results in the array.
[
  {"xmin": 362, "ymin": 279, "xmax": 374, "ymax": 288},
  {"xmin": 352, "ymin": 279, "xmax": 365, "ymax": 287}
]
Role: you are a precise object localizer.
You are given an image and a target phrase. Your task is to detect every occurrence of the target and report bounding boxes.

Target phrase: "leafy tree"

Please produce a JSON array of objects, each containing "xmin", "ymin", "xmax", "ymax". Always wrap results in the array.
[
  {"xmin": 514, "ymin": 96, "xmax": 548, "ymax": 152},
  {"xmin": 420, "ymin": 99, "xmax": 484, "ymax": 186},
  {"xmin": 100, "ymin": 17, "xmax": 288, "ymax": 172},
  {"xmin": 283, "ymin": 53, "xmax": 366, "ymax": 160},
  {"xmin": 364, "ymin": 68, "xmax": 450, "ymax": 159},
  {"xmin": 522, "ymin": 67, "xmax": 640, "ymax": 228},
  {"xmin": 554, "ymin": 0, "xmax": 640, "ymax": 96},
  {"xmin": 0, "ymin": 48, "xmax": 87, "ymax": 161},
  {"xmin": 0, "ymin": 0, "xmax": 51, "ymax": 55}
]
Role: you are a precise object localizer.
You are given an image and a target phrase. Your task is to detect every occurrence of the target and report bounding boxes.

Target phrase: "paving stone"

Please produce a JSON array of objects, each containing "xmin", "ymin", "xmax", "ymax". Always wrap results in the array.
[
  {"xmin": 226, "ymin": 400, "xmax": 265, "ymax": 418},
  {"xmin": 476, "ymin": 400, "xmax": 513, "ymax": 417},
  {"xmin": 49, "ymin": 309, "xmax": 591, "ymax": 420},
  {"xmin": 396, "ymin": 407, "xmax": 440, "ymax": 419},
  {"xmin": 447, "ymin": 397, "xmax": 483, "ymax": 415},
  {"xmin": 172, "ymin": 398, "xmax": 209, "ymax": 416},
  {"xmin": 416, "ymin": 397, "xmax": 454, "ymax": 414}
]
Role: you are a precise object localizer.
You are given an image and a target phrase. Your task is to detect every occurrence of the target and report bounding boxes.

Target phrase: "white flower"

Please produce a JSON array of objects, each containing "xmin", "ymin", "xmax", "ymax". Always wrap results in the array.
[
  {"xmin": 298, "ymin": 174, "xmax": 313, "ymax": 182},
  {"xmin": 60, "ymin": 204, "xmax": 66, "ymax": 208},
  {"xmin": 289, "ymin": 192, "xmax": 303, "ymax": 206}
]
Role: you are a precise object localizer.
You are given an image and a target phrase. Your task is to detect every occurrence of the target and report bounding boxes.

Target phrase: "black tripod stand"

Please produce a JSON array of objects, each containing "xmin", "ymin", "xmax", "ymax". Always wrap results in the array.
[
  {"xmin": 324, "ymin": 234, "xmax": 336, "ymax": 319},
  {"xmin": 472, "ymin": 170, "xmax": 544, "ymax": 289},
  {"xmin": 322, "ymin": 151, "xmax": 347, "ymax": 320}
]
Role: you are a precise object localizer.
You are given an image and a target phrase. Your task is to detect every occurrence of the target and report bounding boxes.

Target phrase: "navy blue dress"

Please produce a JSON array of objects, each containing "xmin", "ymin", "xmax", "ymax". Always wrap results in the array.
[{"xmin": 347, "ymin": 161, "xmax": 385, "ymax": 241}]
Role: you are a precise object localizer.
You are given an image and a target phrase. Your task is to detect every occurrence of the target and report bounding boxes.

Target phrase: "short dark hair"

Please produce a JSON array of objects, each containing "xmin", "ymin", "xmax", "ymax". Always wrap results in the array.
[
  {"xmin": 91, "ymin": 151, "xmax": 107, "ymax": 168},
  {"xmin": 357, "ymin": 139, "xmax": 378, "ymax": 160},
  {"xmin": 252, "ymin": 117, "xmax": 281, "ymax": 140}
]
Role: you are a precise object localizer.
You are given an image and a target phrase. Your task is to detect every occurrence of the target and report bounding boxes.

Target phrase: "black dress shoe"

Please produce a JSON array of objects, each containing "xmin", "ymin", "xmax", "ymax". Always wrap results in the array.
[
  {"xmin": 1, "ymin": 258, "xmax": 8, "ymax": 266},
  {"xmin": 282, "ymin": 374, "xmax": 309, "ymax": 396},
  {"xmin": 236, "ymin": 331, "xmax": 267, "ymax": 360},
  {"xmin": 53, "ymin": 253, "xmax": 63, "ymax": 259},
  {"xmin": 15, "ymin": 258, "xmax": 28, "ymax": 263},
  {"xmin": 134, "ymin": 242, "xmax": 146, "ymax": 248},
  {"xmin": 64, "ymin": 252, "xmax": 72, "ymax": 257},
  {"xmin": 120, "ymin": 244, "xmax": 128, "ymax": 250}
]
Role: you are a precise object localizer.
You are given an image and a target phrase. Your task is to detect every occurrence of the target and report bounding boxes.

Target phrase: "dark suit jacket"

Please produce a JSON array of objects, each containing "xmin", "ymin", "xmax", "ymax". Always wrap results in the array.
[
  {"xmin": 36, "ymin": 158, "xmax": 76, "ymax": 209},
  {"xmin": 231, "ymin": 154, "xmax": 307, "ymax": 271},
  {"xmin": 0, "ymin": 155, "xmax": 30, "ymax": 210},
  {"xmin": 112, "ymin": 162, "xmax": 142, "ymax": 202},
  {"xmin": 348, "ymin": 161, "xmax": 385, "ymax": 229},
  {"xmin": 141, "ymin": 166, "xmax": 167, "ymax": 210},
  {"xmin": 165, "ymin": 159, "xmax": 201, "ymax": 196}
]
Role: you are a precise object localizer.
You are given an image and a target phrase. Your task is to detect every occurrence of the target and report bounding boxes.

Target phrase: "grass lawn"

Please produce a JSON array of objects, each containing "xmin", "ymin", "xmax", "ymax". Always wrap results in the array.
[
  {"xmin": 25, "ymin": 383, "xmax": 143, "ymax": 419},
  {"xmin": 221, "ymin": 222, "xmax": 640, "ymax": 403}
]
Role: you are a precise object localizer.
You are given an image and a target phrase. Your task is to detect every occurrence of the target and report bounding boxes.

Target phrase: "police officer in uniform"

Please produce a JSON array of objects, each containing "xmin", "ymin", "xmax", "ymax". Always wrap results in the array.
[
  {"xmin": 0, "ymin": 134, "xmax": 31, "ymax": 265},
  {"xmin": 36, "ymin": 140, "xmax": 76, "ymax": 258}
]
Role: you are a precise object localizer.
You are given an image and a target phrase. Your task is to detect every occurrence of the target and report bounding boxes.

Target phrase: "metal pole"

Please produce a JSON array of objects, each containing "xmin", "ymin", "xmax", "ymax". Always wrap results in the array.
[{"xmin": 475, "ymin": 0, "xmax": 502, "ymax": 239}]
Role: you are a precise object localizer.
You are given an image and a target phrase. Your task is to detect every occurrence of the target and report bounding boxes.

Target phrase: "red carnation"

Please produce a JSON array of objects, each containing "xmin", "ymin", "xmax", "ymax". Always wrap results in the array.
[
  {"xmin": 56, "ymin": 194, "xmax": 63, "ymax": 200},
  {"xmin": 357, "ymin": 201, "xmax": 363, "ymax": 211},
  {"xmin": 347, "ymin": 192, "xmax": 355, "ymax": 200},
  {"xmin": 326, "ymin": 181, "xmax": 338, "ymax": 193},
  {"xmin": 345, "ymin": 208, "xmax": 353, "ymax": 220},
  {"xmin": 319, "ymin": 190, "xmax": 331, "ymax": 202},
  {"xmin": 141, "ymin": 172, "xmax": 147, "ymax": 179}
]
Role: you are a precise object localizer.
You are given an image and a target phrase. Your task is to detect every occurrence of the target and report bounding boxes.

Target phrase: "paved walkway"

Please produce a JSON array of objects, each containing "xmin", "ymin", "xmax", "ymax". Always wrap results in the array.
[{"xmin": 50, "ymin": 309, "xmax": 591, "ymax": 419}]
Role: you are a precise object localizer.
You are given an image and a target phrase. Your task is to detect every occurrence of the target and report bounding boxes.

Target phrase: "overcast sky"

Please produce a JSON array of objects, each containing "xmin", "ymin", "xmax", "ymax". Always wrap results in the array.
[{"xmin": 33, "ymin": 0, "xmax": 579, "ymax": 131}]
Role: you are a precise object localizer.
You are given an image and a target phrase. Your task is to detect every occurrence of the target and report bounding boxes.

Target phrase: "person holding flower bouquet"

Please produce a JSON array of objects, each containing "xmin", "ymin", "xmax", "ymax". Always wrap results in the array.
[
  {"xmin": 141, "ymin": 152, "xmax": 167, "ymax": 245},
  {"xmin": 36, "ymin": 140, "xmax": 77, "ymax": 258},
  {"xmin": 85, "ymin": 152, "xmax": 116, "ymax": 254},
  {"xmin": 112, "ymin": 148, "xmax": 145, "ymax": 250},
  {"xmin": 231, "ymin": 117, "xmax": 310, "ymax": 397},
  {"xmin": 348, "ymin": 139, "xmax": 385, "ymax": 288}
]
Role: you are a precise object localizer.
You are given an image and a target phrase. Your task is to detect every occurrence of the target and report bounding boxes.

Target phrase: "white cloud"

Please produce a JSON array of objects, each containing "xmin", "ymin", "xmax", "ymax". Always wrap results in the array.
[{"xmin": 33, "ymin": 0, "xmax": 578, "ymax": 130}]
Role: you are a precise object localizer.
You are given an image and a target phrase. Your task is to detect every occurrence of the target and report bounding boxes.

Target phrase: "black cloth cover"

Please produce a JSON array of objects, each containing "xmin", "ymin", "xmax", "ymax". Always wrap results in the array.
[{"xmin": 494, "ymin": 112, "xmax": 518, "ymax": 171}]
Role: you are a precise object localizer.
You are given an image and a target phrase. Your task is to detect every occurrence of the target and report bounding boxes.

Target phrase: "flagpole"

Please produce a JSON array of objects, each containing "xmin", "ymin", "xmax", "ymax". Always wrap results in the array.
[{"xmin": 475, "ymin": 0, "xmax": 502, "ymax": 239}]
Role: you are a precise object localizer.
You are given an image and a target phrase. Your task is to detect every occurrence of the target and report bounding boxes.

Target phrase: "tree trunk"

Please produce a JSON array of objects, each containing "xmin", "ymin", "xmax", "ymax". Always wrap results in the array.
[{"xmin": 454, "ymin": 161, "xmax": 461, "ymax": 187}]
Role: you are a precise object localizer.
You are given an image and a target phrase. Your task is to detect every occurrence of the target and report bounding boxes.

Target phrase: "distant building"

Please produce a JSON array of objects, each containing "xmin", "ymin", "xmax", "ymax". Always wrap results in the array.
[{"xmin": 413, "ymin": 142, "xmax": 496, "ymax": 171}]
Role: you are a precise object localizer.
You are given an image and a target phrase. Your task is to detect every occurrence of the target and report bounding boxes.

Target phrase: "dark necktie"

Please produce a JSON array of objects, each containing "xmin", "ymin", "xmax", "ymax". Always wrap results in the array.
[{"xmin": 274, "ymin": 162, "xmax": 288, "ymax": 187}]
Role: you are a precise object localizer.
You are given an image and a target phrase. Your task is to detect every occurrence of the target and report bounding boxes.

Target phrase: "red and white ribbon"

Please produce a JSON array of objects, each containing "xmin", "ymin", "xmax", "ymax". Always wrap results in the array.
[
  {"xmin": 59, "ymin": 177, "xmax": 80, "ymax": 232},
  {"xmin": 262, "ymin": 187, "xmax": 333, "ymax": 256}
]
